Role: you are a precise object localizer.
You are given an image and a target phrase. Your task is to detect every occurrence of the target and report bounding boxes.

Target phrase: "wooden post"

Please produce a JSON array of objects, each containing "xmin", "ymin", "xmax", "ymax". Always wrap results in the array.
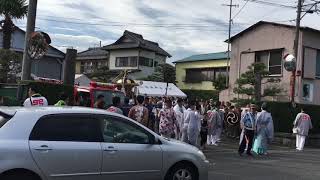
[{"xmin": 63, "ymin": 49, "xmax": 77, "ymax": 86}]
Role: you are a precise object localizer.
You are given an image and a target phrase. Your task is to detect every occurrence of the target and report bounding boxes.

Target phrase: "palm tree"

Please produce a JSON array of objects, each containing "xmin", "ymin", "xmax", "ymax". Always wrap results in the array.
[{"xmin": 0, "ymin": 0, "xmax": 28, "ymax": 49}]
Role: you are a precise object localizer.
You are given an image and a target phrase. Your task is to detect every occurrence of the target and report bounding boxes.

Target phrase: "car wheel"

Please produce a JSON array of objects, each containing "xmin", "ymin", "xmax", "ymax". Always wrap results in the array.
[
  {"xmin": 2, "ymin": 172, "xmax": 39, "ymax": 180},
  {"xmin": 166, "ymin": 163, "xmax": 198, "ymax": 180}
]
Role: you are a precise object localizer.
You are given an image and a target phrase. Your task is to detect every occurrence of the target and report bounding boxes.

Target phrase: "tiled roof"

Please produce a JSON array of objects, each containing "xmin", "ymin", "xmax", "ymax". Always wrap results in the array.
[
  {"xmin": 103, "ymin": 30, "xmax": 171, "ymax": 57},
  {"xmin": 228, "ymin": 21, "xmax": 320, "ymax": 42},
  {"xmin": 77, "ymin": 47, "xmax": 108, "ymax": 57},
  {"xmin": 173, "ymin": 51, "xmax": 229, "ymax": 63}
]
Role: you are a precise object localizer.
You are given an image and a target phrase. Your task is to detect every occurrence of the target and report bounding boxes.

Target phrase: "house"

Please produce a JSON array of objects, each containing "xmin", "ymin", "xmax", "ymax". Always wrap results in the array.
[
  {"xmin": 103, "ymin": 30, "xmax": 171, "ymax": 79},
  {"xmin": 0, "ymin": 27, "xmax": 65, "ymax": 80},
  {"xmin": 75, "ymin": 47, "xmax": 108, "ymax": 74},
  {"xmin": 219, "ymin": 21, "xmax": 320, "ymax": 105},
  {"xmin": 75, "ymin": 74, "xmax": 91, "ymax": 86},
  {"xmin": 174, "ymin": 52, "xmax": 229, "ymax": 91}
]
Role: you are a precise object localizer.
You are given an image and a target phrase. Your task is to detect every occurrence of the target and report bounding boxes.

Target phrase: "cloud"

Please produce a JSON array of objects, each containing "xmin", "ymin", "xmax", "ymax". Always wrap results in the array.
[
  {"xmin": 49, "ymin": 34, "xmax": 113, "ymax": 52},
  {"xmin": 17, "ymin": 0, "xmax": 320, "ymax": 63}
]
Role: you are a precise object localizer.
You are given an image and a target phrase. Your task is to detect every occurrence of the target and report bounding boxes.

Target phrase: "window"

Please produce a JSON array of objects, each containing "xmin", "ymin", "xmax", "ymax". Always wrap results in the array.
[
  {"xmin": 77, "ymin": 91, "xmax": 91, "ymax": 107},
  {"xmin": 302, "ymin": 82, "xmax": 314, "ymax": 102},
  {"xmin": 139, "ymin": 57, "xmax": 154, "ymax": 67},
  {"xmin": 101, "ymin": 116, "xmax": 152, "ymax": 144},
  {"xmin": 214, "ymin": 68, "xmax": 228, "ymax": 78},
  {"xmin": 185, "ymin": 67, "xmax": 227, "ymax": 83},
  {"xmin": 80, "ymin": 61, "xmax": 94, "ymax": 73},
  {"xmin": 115, "ymin": 57, "xmax": 138, "ymax": 67},
  {"xmin": 116, "ymin": 57, "xmax": 129, "ymax": 67},
  {"xmin": 30, "ymin": 115, "xmax": 102, "ymax": 142},
  {"xmin": 94, "ymin": 90, "xmax": 125, "ymax": 108},
  {"xmin": 316, "ymin": 50, "xmax": 320, "ymax": 78},
  {"xmin": 256, "ymin": 49, "xmax": 283, "ymax": 75},
  {"xmin": 154, "ymin": 61, "xmax": 158, "ymax": 67},
  {"xmin": 0, "ymin": 112, "xmax": 12, "ymax": 128}
]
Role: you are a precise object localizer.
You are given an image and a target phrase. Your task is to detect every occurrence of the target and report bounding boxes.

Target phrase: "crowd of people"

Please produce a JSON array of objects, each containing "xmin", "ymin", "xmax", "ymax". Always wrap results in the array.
[{"xmin": 21, "ymin": 86, "xmax": 313, "ymax": 156}]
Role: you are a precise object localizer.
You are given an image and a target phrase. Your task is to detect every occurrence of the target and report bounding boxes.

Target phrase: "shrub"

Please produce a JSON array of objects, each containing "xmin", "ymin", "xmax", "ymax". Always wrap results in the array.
[
  {"xmin": 22, "ymin": 81, "xmax": 74, "ymax": 105},
  {"xmin": 0, "ymin": 81, "xmax": 74, "ymax": 106}
]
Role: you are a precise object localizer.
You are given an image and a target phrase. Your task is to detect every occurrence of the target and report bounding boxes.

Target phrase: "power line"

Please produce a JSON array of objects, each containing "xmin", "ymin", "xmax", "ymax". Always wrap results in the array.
[
  {"xmin": 232, "ymin": 0, "xmax": 250, "ymax": 20},
  {"xmin": 36, "ymin": 17, "xmax": 245, "ymax": 32},
  {"xmin": 38, "ymin": 14, "xmax": 250, "ymax": 27},
  {"xmin": 243, "ymin": 0, "xmax": 296, "ymax": 9}
]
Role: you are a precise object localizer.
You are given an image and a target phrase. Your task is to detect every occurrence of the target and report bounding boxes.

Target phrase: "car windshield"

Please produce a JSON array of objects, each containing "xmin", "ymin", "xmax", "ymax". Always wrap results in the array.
[{"xmin": 94, "ymin": 90, "xmax": 125, "ymax": 108}]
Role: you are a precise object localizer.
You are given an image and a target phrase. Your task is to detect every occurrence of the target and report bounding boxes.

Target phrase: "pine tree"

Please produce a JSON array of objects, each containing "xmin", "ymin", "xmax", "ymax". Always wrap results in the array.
[
  {"xmin": 233, "ymin": 62, "xmax": 282, "ymax": 106},
  {"xmin": 143, "ymin": 63, "xmax": 176, "ymax": 83}
]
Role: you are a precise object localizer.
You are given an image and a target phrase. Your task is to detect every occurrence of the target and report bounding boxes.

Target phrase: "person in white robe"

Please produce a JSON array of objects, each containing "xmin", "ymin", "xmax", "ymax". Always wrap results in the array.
[
  {"xmin": 173, "ymin": 98, "xmax": 186, "ymax": 140},
  {"xmin": 293, "ymin": 107, "xmax": 313, "ymax": 151},
  {"xmin": 181, "ymin": 101, "xmax": 199, "ymax": 146},
  {"xmin": 253, "ymin": 102, "xmax": 274, "ymax": 155}
]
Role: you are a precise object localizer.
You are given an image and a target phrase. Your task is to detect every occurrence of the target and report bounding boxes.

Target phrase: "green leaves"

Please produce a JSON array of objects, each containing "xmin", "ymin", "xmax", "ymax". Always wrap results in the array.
[
  {"xmin": 263, "ymin": 86, "xmax": 283, "ymax": 97},
  {"xmin": 0, "ymin": 49, "xmax": 22, "ymax": 83},
  {"xmin": 212, "ymin": 74, "xmax": 227, "ymax": 91},
  {"xmin": 233, "ymin": 62, "xmax": 282, "ymax": 105},
  {"xmin": 143, "ymin": 63, "xmax": 176, "ymax": 83},
  {"xmin": 0, "ymin": 0, "xmax": 28, "ymax": 19}
]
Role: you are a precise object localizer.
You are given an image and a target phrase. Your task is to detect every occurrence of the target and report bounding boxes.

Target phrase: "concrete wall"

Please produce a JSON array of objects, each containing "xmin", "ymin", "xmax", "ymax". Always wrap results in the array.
[
  {"xmin": 140, "ymin": 50, "xmax": 155, "ymax": 59},
  {"xmin": 299, "ymin": 30, "xmax": 320, "ymax": 105},
  {"xmin": 75, "ymin": 61, "xmax": 81, "ymax": 74},
  {"xmin": 220, "ymin": 24, "xmax": 300, "ymax": 103},
  {"xmin": 175, "ymin": 59, "xmax": 228, "ymax": 90}
]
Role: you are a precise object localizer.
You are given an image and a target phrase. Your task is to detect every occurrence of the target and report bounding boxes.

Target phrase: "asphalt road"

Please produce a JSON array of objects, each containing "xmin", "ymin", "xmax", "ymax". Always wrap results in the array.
[{"xmin": 204, "ymin": 138, "xmax": 320, "ymax": 180}]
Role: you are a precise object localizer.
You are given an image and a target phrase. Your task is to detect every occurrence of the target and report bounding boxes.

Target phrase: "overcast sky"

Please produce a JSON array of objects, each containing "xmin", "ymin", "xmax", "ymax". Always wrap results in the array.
[{"xmin": 15, "ymin": 0, "xmax": 320, "ymax": 63}]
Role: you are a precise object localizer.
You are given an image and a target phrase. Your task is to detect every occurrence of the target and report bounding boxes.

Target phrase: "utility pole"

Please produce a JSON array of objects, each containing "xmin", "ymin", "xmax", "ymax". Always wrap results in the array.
[
  {"xmin": 224, "ymin": 0, "xmax": 238, "ymax": 88},
  {"xmin": 21, "ymin": 0, "xmax": 38, "ymax": 80},
  {"xmin": 291, "ymin": 0, "xmax": 303, "ymax": 104}
]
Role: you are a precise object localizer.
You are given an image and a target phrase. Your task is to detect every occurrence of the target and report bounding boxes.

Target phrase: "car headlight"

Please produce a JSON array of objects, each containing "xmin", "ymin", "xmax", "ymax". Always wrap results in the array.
[{"xmin": 197, "ymin": 150, "xmax": 207, "ymax": 161}]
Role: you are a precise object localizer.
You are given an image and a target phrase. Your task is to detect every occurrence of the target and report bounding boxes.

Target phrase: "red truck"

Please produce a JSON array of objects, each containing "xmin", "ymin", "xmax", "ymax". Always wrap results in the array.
[{"xmin": 74, "ymin": 81, "xmax": 125, "ymax": 108}]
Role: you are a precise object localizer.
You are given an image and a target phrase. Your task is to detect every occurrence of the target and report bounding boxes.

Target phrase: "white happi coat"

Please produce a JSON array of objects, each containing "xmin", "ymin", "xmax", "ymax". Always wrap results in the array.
[{"xmin": 293, "ymin": 112, "xmax": 313, "ymax": 136}]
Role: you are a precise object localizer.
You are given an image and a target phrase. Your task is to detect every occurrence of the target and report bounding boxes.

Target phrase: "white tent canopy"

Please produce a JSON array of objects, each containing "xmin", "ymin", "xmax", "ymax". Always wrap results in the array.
[{"xmin": 135, "ymin": 81, "xmax": 187, "ymax": 98}]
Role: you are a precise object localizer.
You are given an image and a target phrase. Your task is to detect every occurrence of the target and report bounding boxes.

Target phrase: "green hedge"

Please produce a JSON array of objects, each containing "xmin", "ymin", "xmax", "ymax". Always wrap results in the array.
[
  {"xmin": 182, "ymin": 89, "xmax": 219, "ymax": 101},
  {"xmin": 24, "ymin": 81, "xmax": 74, "ymax": 105},
  {"xmin": 0, "ymin": 81, "xmax": 74, "ymax": 106},
  {"xmin": 267, "ymin": 102, "xmax": 320, "ymax": 134}
]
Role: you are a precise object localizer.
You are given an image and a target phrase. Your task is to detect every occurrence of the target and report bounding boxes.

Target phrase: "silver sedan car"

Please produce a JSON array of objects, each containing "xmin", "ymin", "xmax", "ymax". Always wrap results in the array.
[{"xmin": 0, "ymin": 107, "xmax": 209, "ymax": 180}]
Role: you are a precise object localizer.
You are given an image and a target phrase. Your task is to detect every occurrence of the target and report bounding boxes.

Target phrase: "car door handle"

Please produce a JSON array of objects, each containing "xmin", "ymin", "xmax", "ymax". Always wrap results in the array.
[
  {"xmin": 104, "ymin": 146, "xmax": 118, "ymax": 152},
  {"xmin": 34, "ymin": 145, "xmax": 53, "ymax": 151}
]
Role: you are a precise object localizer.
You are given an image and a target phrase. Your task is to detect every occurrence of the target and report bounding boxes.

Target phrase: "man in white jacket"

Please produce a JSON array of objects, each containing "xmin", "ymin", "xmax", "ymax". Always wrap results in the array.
[
  {"xmin": 23, "ymin": 86, "xmax": 48, "ymax": 107},
  {"xmin": 293, "ymin": 107, "xmax": 313, "ymax": 151}
]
